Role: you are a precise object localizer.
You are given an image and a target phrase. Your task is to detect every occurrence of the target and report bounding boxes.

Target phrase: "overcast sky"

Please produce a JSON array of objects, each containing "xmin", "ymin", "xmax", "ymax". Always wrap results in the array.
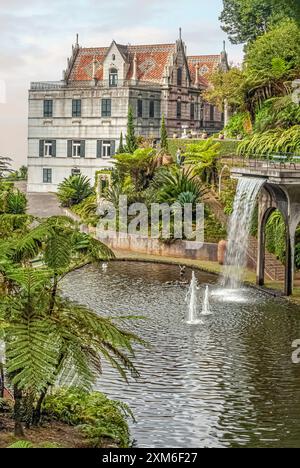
[{"xmin": 0, "ymin": 0, "xmax": 243, "ymax": 168}]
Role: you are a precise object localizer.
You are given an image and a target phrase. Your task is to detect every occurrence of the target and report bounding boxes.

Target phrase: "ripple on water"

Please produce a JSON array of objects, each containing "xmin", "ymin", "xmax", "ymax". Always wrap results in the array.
[{"xmin": 62, "ymin": 262, "xmax": 300, "ymax": 448}]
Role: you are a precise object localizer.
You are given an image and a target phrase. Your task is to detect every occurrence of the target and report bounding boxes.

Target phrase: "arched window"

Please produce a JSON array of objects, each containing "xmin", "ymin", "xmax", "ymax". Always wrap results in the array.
[
  {"xmin": 109, "ymin": 68, "xmax": 118, "ymax": 87},
  {"xmin": 177, "ymin": 67, "xmax": 182, "ymax": 86},
  {"xmin": 112, "ymin": 54, "xmax": 116, "ymax": 61}
]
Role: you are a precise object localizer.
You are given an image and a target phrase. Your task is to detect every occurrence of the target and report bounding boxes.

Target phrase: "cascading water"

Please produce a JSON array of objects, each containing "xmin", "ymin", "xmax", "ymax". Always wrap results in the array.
[
  {"xmin": 221, "ymin": 177, "xmax": 265, "ymax": 289},
  {"xmin": 186, "ymin": 271, "xmax": 202, "ymax": 324},
  {"xmin": 201, "ymin": 285, "xmax": 211, "ymax": 315}
]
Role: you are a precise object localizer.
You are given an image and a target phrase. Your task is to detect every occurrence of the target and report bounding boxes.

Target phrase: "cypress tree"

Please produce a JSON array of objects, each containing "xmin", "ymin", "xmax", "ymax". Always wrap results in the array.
[
  {"xmin": 126, "ymin": 106, "xmax": 138, "ymax": 154},
  {"xmin": 117, "ymin": 132, "xmax": 125, "ymax": 154},
  {"xmin": 160, "ymin": 114, "xmax": 168, "ymax": 152}
]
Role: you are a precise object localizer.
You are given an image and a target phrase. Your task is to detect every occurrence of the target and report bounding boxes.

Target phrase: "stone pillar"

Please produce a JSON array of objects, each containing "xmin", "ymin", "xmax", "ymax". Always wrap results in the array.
[
  {"xmin": 224, "ymin": 99, "xmax": 230, "ymax": 127},
  {"xmin": 132, "ymin": 53, "xmax": 137, "ymax": 82},
  {"xmin": 285, "ymin": 228, "xmax": 293, "ymax": 296},
  {"xmin": 256, "ymin": 216, "xmax": 266, "ymax": 286}
]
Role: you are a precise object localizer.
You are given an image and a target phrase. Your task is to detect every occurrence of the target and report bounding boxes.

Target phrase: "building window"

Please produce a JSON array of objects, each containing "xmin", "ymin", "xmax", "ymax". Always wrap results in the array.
[
  {"xmin": 44, "ymin": 140, "xmax": 53, "ymax": 156},
  {"xmin": 190, "ymin": 102, "xmax": 195, "ymax": 121},
  {"xmin": 177, "ymin": 68, "xmax": 182, "ymax": 86},
  {"xmin": 72, "ymin": 140, "xmax": 81, "ymax": 157},
  {"xmin": 109, "ymin": 68, "xmax": 118, "ymax": 87},
  {"xmin": 112, "ymin": 54, "xmax": 116, "ymax": 61},
  {"xmin": 210, "ymin": 105, "xmax": 214, "ymax": 121},
  {"xmin": 103, "ymin": 140, "xmax": 112, "ymax": 158},
  {"xmin": 72, "ymin": 99, "xmax": 81, "ymax": 117},
  {"xmin": 149, "ymin": 100, "xmax": 155, "ymax": 118},
  {"xmin": 71, "ymin": 168, "xmax": 81, "ymax": 176},
  {"xmin": 43, "ymin": 100, "xmax": 53, "ymax": 118},
  {"xmin": 177, "ymin": 101, "xmax": 181, "ymax": 118},
  {"xmin": 43, "ymin": 168, "xmax": 52, "ymax": 183},
  {"xmin": 101, "ymin": 98, "xmax": 111, "ymax": 117},
  {"xmin": 137, "ymin": 99, "xmax": 143, "ymax": 118}
]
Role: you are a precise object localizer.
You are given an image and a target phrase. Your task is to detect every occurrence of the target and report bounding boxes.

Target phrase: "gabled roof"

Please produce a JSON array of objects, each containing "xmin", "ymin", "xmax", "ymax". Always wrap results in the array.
[
  {"xmin": 187, "ymin": 55, "xmax": 222, "ymax": 87},
  {"xmin": 68, "ymin": 43, "xmax": 176, "ymax": 83}
]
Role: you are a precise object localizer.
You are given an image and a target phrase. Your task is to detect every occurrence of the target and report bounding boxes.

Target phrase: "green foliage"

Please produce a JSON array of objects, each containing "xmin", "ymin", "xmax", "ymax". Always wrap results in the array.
[
  {"xmin": 167, "ymin": 138, "xmax": 239, "ymax": 160},
  {"xmin": 114, "ymin": 148, "xmax": 155, "ymax": 191},
  {"xmin": 117, "ymin": 132, "xmax": 125, "ymax": 154},
  {"xmin": 265, "ymin": 211, "xmax": 286, "ymax": 264},
  {"xmin": 183, "ymin": 138, "xmax": 220, "ymax": 185},
  {"xmin": 8, "ymin": 440, "xmax": 34, "ymax": 448},
  {"xmin": 72, "ymin": 195, "xmax": 99, "ymax": 226},
  {"xmin": 220, "ymin": 0, "xmax": 300, "ymax": 44},
  {"xmin": 219, "ymin": 178, "xmax": 237, "ymax": 215},
  {"xmin": 238, "ymin": 126, "xmax": 300, "ymax": 156},
  {"xmin": 225, "ymin": 112, "xmax": 251, "ymax": 137},
  {"xmin": 151, "ymin": 166, "xmax": 207, "ymax": 204},
  {"xmin": 160, "ymin": 115, "xmax": 168, "ymax": 152},
  {"xmin": 43, "ymin": 388, "xmax": 133, "ymax": 448},
  {"xmin": 204, "ymin": 207, "xmax": 227, "ymax": 243},
  {"xmin": 57, "ymin": 175, "xmax": 93, "ymax": 207},
  {"xmin": 6, "ymin": 190, "xmax": 27, "ymax": 214},
  {"xmin": 125, "ymin": 106, "xmax": 138, "ymax": 154},
  {"xmin": 254, "ymin": 98, "xmax": 300, "ymax": 132}
]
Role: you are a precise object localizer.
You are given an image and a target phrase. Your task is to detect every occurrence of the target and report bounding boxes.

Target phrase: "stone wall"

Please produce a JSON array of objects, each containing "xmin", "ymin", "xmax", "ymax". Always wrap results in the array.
[{"xmin": 96, "ymin": 231, "xmax": 218, "ymax": 262}]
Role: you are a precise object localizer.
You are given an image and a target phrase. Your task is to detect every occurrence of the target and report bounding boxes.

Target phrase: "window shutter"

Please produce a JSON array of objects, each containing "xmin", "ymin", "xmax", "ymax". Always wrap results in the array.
[
  {"xmin": 39, "ymin": 140, "xmax": 44, "ymax": 157},
  {"xmin": 52, "ymin": 140, "xmax": 56, "ymax": 157},
  {"xmin": 97, "ymin": 140, "xmax": 102, "ymax": 158},
  {"xmin": 67, "ymin": 140, "xmax": 73, "ymax": 157},
  {"xmin": 80, "ymin": 140, "xmax": 85, "ymax": 158},
  {"xmin": 110, "ymin": 140, "xmax": 115, "ymax": 156}
]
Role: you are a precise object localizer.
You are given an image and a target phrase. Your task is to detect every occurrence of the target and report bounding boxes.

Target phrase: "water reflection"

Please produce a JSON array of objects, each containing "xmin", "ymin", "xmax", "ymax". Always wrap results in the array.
[{"xmin": 62, "ymin": 262, "xmax": 300, "ymax": 448}]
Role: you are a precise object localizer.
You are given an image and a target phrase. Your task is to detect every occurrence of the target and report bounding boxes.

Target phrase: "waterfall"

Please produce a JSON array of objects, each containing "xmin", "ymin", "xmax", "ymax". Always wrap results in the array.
[
  {"xmin": 221, "ymin": 177, "xmax": 265, "ymax": 289},
  {"xmin": 201, "ymin": 286, "xmax": 211, "ymax": 315}
]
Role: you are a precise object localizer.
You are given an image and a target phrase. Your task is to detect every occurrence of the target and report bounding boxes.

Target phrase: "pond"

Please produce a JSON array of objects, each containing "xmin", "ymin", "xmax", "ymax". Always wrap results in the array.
[{"xmin": 62, "ymin": 261, "xmax": 300, "ymax": 448}]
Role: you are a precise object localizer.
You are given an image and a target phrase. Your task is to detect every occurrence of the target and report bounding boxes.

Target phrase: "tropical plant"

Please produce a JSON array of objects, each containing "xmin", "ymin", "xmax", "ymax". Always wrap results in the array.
[
  {"xmin": 117, "ymin": 132, "xmax": 125, "ymax": 154},
  {"xmin": 0, "ymin": 215, "xmax": 143, "ymax": 436},
  {"xmin": 0, "ymin": 157, "xmax": 12, "ymax": 178},
  {"xmin": 151, "ymin": 166, "xmax": 207, "ymax": 204},
  {"xmin": 114, "ymin": 148, "xmax": 156, "ymax": 191},
  {"xmin": 238, "ymin": 126, "xmax": 300, "ymax": 156},
  {"xmin": 57, "ymin": 175, "xmax": 93, "ymax": 207},
  {"xmin": 6, "ymin": 190, "xmax": 27, "ymax": 214},
  {"xmin": 183, "ymin": 138, "xmax": 221, "ymax": 185}
]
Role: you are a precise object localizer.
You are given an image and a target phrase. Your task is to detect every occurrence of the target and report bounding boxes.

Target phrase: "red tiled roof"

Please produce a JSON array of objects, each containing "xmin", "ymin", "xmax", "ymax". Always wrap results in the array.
[
  {"xmin": 187, "ymin": 55, "xmax": 221, "ymax": 87},
  {"xmin": 69, "ymin": 43, "xmax": 175, "ymax": 83}
]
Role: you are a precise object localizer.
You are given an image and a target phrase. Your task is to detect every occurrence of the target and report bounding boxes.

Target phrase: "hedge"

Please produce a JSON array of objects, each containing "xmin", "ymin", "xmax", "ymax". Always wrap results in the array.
[{"xmin": 167, "ymin": 138, "xmax": 239, "ymax": 159}]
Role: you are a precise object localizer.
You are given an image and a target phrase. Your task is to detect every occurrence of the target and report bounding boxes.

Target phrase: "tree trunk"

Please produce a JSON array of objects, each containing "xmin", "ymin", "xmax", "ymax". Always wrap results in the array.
[
  {"xmin": 13, "ymin": 385, "xmax": 25, "ymax": 438},
  {"xmin": 32, "ymin": 389, "xmax": 47, "ymax": 426}
]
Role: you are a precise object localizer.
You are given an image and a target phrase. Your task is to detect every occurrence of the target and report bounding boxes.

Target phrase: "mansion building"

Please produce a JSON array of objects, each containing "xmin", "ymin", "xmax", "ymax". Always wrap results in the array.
[{"xmin": 27, "ymin": 32, "xmax": 228, "ymax": 192}]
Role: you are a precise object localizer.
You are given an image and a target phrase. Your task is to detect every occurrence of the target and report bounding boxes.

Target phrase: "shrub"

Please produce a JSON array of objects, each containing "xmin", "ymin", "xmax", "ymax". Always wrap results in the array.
[
  {"xmin": 6, "ymin": 190, "xmax": 27, "ymax": 214},
  {"xmin": 43, "ymin": 388, "xmax": 133, "ymax": 448},
  {"xmin": 225, "ymin": 112, "xmax": 252, "ymax": 138},
  {"xmin": 57, "ymin": 175, "xmax": 93, "ymax": 207}
]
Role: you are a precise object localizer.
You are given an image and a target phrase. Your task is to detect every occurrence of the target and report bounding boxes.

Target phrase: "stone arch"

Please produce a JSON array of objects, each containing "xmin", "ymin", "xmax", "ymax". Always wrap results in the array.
[{"xmin": 256, "ymin": 184, "xmax": 292, "ymax": 295}]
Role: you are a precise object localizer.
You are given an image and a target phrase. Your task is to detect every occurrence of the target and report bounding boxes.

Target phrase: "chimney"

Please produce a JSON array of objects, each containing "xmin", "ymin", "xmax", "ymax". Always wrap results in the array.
[{"xmin": 132, "ymin": 53, "xmax": 138, "ymax": 81}]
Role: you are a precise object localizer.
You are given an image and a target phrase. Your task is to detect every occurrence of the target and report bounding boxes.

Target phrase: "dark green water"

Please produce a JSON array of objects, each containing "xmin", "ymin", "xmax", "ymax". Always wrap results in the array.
[{"xmin": 62, "ymin": 261, "xmax": 300, "ymax": 448}]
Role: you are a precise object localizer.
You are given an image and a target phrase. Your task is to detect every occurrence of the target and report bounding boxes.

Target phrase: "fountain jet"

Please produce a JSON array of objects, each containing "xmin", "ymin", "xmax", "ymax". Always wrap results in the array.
[{"xmin": 186, "ymin": 272, "xmax": 202, "ymax": 324}]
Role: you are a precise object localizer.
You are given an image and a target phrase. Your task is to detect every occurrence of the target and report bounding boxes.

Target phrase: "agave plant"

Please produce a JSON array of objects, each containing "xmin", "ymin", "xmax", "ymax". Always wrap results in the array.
[
  {"xmin": 6, "ymin": 189, "xmax": 27, "ymax": 214},
  {"xmin": 57, "ymin": 175, "xmax": 93, "ymax": 207}
]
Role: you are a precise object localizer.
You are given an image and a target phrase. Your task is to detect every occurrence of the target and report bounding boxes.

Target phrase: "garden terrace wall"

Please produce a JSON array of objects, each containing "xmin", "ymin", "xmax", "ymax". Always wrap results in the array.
[{"xmin": 96, "ymin": 231, "xmax": 218, "ymax": 262}]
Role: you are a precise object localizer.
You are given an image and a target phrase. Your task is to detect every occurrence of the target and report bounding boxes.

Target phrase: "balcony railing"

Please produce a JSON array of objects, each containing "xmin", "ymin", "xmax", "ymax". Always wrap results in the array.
[{"xmin": 30, "ymin": 79, "xmax": 163, "ymax": 91}]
